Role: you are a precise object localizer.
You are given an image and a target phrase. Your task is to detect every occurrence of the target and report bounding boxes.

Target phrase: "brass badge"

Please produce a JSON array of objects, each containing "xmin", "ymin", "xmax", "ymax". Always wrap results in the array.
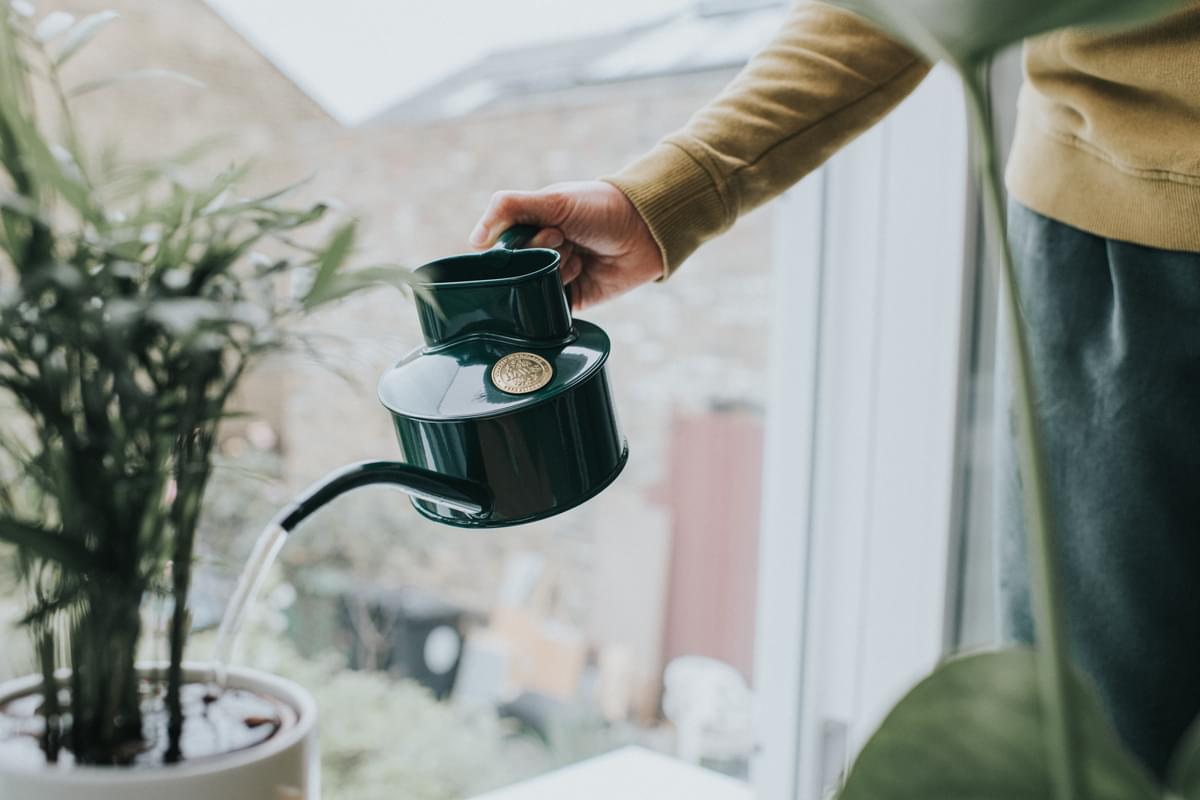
[{"xmin": 491, "ymin": 352, "xmax": 553, "ymax": 394}]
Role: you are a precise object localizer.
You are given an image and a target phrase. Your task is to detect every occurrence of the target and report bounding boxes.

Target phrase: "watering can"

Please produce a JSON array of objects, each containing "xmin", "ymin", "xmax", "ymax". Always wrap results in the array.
[{"xmin": 276, "ymin": 226, "xmax": 628, "ymax": 531}]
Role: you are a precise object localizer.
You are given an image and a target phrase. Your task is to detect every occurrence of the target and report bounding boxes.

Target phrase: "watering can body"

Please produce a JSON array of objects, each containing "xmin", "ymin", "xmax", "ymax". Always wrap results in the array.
[
  {"xmin": 279, "ymin": 227, "xmax": 627, "ymax": 532},
  {"xmin": 380, "ymin": 231, "xmax": 627, "ymax": 526}
]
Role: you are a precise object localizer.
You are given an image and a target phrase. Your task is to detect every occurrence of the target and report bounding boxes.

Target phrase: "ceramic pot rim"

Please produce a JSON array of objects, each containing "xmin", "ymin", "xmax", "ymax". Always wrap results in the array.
[{"xmin": 0, "ymin": 661, "xmax": 316, "ymax": 784}]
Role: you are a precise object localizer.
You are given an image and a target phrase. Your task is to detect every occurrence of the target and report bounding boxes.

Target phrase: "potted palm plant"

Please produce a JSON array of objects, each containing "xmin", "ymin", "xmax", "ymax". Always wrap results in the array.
[
  {"xmin": 0, "ymin": 7, "xmax": 404, "ymax": 798},
  {"xmin": 822, "ymin": 0, "xmax": 1200, "ymax": 798}
]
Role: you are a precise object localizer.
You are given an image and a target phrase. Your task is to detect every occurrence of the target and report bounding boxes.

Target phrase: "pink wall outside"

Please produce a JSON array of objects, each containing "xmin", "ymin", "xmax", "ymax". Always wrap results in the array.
[{"xmin": 661, "ymin": 408, "xmax": 763, "ymax": 682}]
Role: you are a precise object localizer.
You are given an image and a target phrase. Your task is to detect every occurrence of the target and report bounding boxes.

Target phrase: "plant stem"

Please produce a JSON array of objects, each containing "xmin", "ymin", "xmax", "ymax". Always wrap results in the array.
[
  {"xmin": 165, "ymin": 419, "xmax": 215, "ymax": 762},
  {"xmin": 961, "ymin": 65, "xmax": 1079, "ymax": 799},
  {"xmin": 37, "ymin": 629, "xmax": 60, "ymax": 762},
  {"xmin": 164, "ymin": 545, "xmax": 191, "ymax": 763}
]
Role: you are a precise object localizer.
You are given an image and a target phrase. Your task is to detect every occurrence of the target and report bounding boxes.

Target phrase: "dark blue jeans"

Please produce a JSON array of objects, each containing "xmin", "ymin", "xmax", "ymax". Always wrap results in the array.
[{"xmin": 997, "ymin": 203, "xmax": 1200, "ymax": 778}]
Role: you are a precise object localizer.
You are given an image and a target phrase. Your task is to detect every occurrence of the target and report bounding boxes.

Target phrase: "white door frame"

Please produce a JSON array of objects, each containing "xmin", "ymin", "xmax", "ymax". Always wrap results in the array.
[{"xmin": 752, "ymin": 63, "xmax": 973, "ymax": 799}]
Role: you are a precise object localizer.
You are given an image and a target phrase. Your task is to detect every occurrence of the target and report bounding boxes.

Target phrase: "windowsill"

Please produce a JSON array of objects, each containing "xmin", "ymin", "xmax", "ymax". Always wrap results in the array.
[{"xmin": 468, "ymin": 746, "xmax": 752, "ymax": 800}]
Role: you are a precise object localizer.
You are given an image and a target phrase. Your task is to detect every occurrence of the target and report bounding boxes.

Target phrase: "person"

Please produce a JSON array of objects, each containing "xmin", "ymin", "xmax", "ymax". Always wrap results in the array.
[{"xmin": 470, "ymin": 0, "xmax": 1200, "ymax": 779}]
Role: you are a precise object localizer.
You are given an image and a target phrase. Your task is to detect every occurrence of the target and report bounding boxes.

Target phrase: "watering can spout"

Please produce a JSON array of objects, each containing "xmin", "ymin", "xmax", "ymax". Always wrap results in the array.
[{"xmin": 277, "ymin": 461, "xmax": 493, "ymax": 533}]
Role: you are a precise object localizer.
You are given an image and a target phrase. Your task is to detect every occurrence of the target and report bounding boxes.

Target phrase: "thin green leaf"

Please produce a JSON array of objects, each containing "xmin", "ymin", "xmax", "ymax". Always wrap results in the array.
[
  {"xmin": 205, "ymin": 172, "xmax": 316, "ymax": 216},
  {"xmin": 3, "ymin": 111, "xmax": 99, "ymax": 222},
  {"xmin": 0, "ymin": 188, "xmax": 42, "ymax": 219},
  {"xmin": 840, "ymin": 650, "xmax": 1159, "ymax": 800},
  {"xmin": 0, "ymin": 518, "xmax": 93, "ymax": 572},
  {"xmin": 300, "ymin": 263, "xmax": 412, "ymax": 309},
  {"xmin": 51, "ymin": 11, "xmax": 119, "ymax": 67},
  {"xmin": 33, "ymin": 11, "xmax": 74, "ymax": 42},
  {"xmin": 69, "ymin": 68, "xmax": 204, "ymax": 98},
  {"xmin": 146, "ymin": 298, "xmax": 264, "ymax": 334},
  {"xmin": 18, "ymin": 585, "xmax": 84, "ymax": 626},
  {"xmin": 301, "ymin": 221, "xmax": 355, "ymax": 310}
]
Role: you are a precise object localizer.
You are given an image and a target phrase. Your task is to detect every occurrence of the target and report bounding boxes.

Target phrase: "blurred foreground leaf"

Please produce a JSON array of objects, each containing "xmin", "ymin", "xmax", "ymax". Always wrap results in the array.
[
  {"xmin": 840, "ymin": 650, "xmax": 1158, "ymax": 800},
  {"xmin": 828, "ymin": 0, "xmax": 1188, "ymax": 66}
]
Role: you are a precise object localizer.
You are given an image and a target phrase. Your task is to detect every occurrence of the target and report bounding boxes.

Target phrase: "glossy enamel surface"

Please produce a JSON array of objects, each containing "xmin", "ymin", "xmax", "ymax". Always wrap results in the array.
[
  {"xmin": 375, "ymin": 230, "xmax": 627, "ymax": 528},
  {"xmin": 412, "ymin": 246, "xmax": 572, "ymax": 347},
  {"xmin": 379, "ymin": 321, "xmax": 611, "ymax": 421},
  {"xmin": 394, "ymin": 366, "xmax": 627, "ymax": 526}
]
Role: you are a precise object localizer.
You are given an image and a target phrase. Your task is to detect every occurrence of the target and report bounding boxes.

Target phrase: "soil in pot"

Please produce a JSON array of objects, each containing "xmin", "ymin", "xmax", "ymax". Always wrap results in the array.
[{"xmin": 0, "ymin": 678, "xmax": 295, "ymax": 770}]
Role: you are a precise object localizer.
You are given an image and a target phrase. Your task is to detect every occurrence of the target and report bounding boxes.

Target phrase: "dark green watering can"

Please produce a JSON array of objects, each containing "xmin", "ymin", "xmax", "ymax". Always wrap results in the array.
[{"xmin": 276, "ymin": 226, "xmax": 628, "ymax": 531}]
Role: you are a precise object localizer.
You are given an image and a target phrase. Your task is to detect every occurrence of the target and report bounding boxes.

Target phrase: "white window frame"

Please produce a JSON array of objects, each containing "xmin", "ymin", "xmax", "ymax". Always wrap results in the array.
[{"xmin": 752, "ymin": 63, "xmax": 974, "ymax": 800}]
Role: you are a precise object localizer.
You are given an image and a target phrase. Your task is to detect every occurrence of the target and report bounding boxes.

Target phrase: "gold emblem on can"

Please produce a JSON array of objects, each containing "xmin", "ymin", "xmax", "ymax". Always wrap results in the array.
[{"xmin": 491, "ymin": 352, "xmax": 553, "ymax": 394}]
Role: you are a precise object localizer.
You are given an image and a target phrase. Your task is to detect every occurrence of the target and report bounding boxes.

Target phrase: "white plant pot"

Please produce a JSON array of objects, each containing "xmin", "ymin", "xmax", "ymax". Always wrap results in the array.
[{"xmin": 0, "ymin": 663, "xmax": 318, "ymax": 800}]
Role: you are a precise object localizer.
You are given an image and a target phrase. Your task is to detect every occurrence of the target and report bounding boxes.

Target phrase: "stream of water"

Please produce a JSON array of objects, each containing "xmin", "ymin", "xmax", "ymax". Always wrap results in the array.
[{"xmin": 209, "ymin": 520, "xmax": 288, "ymax": 687}]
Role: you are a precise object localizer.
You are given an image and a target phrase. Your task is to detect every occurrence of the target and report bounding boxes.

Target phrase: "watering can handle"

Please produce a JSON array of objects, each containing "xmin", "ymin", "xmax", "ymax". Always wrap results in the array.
[
  {"xmin": 492, "ymin": 224, "xmax": 576, "ymax": 308},
  {"xmin": 492, "ymin": 224, "xmax": 539, "ymax": 251}
]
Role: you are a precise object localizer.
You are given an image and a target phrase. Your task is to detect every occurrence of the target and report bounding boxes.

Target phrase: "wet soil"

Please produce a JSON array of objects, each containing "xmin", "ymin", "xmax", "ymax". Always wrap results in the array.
[{"xmin": 0, "ymin": 679, "xmax": 295, "ymax": 770}]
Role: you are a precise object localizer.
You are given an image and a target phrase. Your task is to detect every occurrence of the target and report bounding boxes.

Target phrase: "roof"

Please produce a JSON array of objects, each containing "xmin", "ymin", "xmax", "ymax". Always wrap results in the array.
[{"xmin": 368, "ymin": 1, "xmax": 786, "ymax": 125}]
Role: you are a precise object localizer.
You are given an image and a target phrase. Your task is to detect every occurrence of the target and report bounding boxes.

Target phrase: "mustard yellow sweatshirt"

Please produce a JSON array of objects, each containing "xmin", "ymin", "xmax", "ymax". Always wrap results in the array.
[{"xmin": 606, "ymin": 2, "xmax": 1200, "ymax": 277}]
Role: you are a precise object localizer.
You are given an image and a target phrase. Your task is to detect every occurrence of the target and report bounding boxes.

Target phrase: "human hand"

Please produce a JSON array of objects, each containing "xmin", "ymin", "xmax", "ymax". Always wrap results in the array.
[{"xmin": 470, "ymin": 180, "xmax": 663, "ymax": 310}]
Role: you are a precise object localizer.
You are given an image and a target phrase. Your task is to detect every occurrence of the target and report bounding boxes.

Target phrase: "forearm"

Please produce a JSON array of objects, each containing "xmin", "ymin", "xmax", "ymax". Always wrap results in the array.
[{"xmin": 605, "ymin": 1, "xmax": 931, "ymax": 277}]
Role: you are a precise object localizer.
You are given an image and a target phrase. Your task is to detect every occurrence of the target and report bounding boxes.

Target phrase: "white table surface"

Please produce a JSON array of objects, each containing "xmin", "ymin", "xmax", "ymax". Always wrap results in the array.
[{"xmin": 469, "ymin": 746, "xmax": 753, "ymax": 800}]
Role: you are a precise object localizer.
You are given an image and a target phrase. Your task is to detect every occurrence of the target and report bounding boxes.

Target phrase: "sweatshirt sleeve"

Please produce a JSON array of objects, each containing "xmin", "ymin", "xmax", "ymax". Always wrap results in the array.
[{"xmin": 603, "ymin": 1, "xmax": 931, "ymax": 278}]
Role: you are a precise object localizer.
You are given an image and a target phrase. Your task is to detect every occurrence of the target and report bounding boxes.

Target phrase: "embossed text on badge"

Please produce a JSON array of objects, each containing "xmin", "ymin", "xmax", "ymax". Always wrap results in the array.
[{"xmin": 491, "ymin": 352, "xmax": 553, "ymax": 394}]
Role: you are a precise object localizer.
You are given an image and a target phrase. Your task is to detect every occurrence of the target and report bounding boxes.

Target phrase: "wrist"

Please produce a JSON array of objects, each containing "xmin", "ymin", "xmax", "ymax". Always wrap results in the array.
[{"xmin": 602, "ymin": 141, "xmax": 727, "ymax": 280}]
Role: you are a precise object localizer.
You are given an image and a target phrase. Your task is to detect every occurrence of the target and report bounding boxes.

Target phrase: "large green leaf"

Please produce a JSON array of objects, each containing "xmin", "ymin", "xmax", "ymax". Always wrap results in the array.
[
  {"xmin": 1167, "ymin": 716, "xmax": 1200, "ymax": 799},
  {"xmin": 827, "ymin": 0, "xmax": 1188, "ymax": 65},
  {"xmin": 840, "ymin": 650, "xmax": 1159, "ymax": 800}
]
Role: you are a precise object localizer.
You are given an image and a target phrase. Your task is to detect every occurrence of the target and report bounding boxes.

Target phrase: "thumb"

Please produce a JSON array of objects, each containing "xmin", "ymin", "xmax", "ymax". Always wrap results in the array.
[{"xmin": 470, "ymin": 189, "xmax": 564, "ymax": 249}]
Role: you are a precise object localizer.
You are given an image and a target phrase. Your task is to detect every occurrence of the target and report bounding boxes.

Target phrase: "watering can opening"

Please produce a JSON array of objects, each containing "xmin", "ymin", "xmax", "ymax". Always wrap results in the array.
[
  {"xmin": 414, "ymin": 246, "xmax": 558, "ymax": 286},
  {"xmin": 412, "ymin": 233, "xmax": 574, "ymax": 348}
]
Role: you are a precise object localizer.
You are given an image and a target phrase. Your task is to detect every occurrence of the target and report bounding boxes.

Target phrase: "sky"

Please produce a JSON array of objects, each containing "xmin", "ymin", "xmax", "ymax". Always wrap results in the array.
[{"xmin": 205, "ymin": 0, "xmax": 692, "ymax": 126}]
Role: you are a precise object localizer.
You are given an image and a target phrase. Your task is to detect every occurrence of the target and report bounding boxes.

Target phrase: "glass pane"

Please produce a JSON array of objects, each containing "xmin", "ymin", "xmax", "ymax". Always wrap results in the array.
[{"xmin": 0, "ymin": 2, "xmax": 783, "ymax": 797}]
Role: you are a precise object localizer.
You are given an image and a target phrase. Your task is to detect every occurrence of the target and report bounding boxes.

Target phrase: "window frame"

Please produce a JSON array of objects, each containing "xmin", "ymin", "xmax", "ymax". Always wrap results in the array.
[{"xmin": 752, "ymin": 63, "xmax": 976, "ymax": 799}]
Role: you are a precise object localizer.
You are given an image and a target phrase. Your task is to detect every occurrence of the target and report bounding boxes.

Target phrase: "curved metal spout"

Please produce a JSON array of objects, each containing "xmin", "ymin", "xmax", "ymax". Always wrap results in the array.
[{"xmin": 277, "ymin": 461, "xmax": 493, "ymax": 532}]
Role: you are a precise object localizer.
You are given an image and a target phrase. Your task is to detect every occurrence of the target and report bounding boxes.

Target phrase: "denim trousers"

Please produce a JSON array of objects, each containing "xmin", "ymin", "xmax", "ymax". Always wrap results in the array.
[{"xmin": 997, "ymin": 202, "xmax": 1200, "ymax": 778}]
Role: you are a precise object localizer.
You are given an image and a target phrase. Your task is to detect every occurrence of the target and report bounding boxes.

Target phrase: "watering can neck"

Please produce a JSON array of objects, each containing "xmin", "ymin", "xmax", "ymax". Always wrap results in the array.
[{"xmin": 277, "ymin": 461, "xmax": 493, "ymax": 532}]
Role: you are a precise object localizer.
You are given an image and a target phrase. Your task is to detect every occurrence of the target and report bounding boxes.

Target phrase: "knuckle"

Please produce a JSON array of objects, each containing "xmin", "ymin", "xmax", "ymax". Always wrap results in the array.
[
  {"xmin": 542, "ymin": 190, "xmax": 570, "ymax": 216},
  {"xmin": 489, "ymin": 190, "xmax": 515, "ymax": 213}
]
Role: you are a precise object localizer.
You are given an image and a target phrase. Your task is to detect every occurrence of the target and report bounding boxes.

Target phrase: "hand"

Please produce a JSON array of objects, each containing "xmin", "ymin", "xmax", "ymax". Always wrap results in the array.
[{"xmin": 469, "ymin": 181, "xmax": 663, "ymax": 310}]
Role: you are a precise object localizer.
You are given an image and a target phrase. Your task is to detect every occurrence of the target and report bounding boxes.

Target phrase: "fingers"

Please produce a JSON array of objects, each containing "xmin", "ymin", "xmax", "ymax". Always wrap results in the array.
[
  {"xmin": 470, "ymin": 189, "xmax": 566, "ymax": 249},
  {"xmin": 553, "ymin": 240, "xmax": 582, "ymax": 284},
  {"xmin": 529, "ymin": 227, "xmax": 564, "ymax": 249},
  {"xmin": 560, "ymin": 250, "xmax": 583, "ymax": 286}
]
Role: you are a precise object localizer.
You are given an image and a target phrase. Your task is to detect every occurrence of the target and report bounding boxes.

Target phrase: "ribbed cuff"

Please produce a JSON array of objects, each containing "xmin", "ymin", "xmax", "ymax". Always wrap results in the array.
[{"xmin": 602, "ymin": 140, "xmax": 730, "ymax": 280}]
